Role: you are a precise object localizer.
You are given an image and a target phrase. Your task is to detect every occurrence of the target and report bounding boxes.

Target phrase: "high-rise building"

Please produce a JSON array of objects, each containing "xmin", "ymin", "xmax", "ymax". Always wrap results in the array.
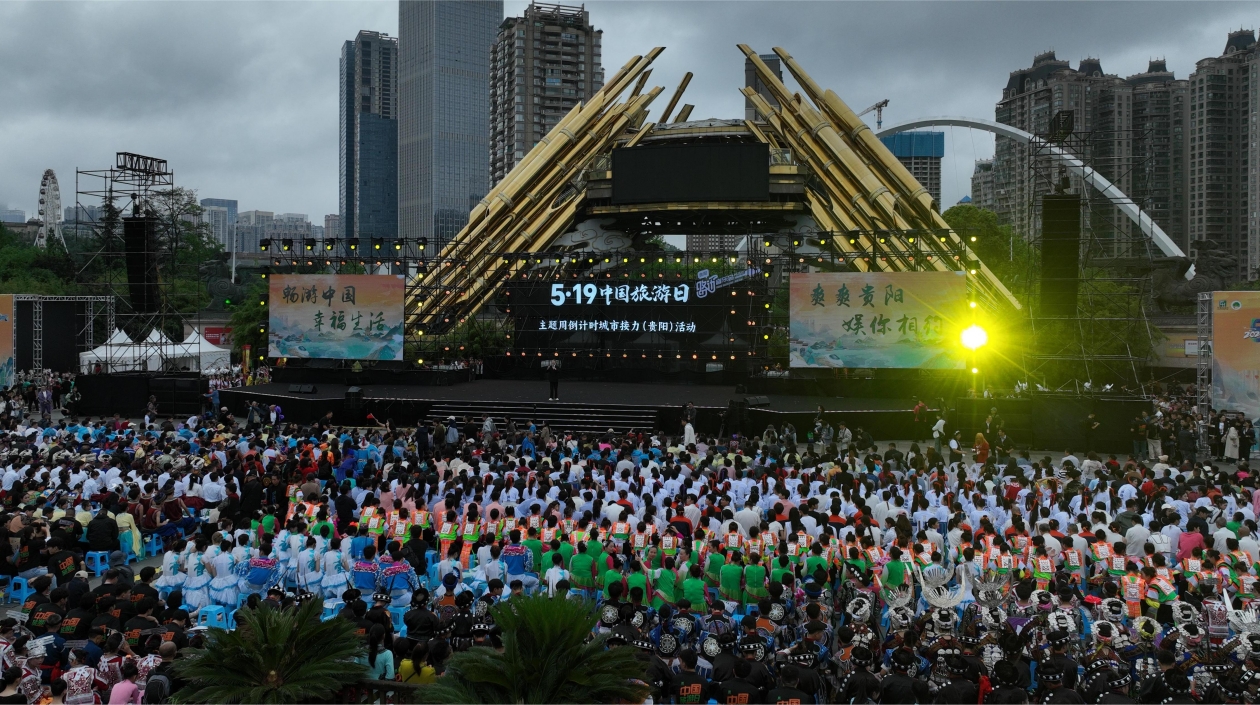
[
  {"xmin": 234, "ymin": 211, "xmax": 312, "ymax": 254},
  {"xmin": 489, "ymin": 3, "xmax": 603, "ymax": 185},
  {"xmin": 398, "ymin": 0, "xmax": 502, "ymax": 250},
  {"xmin": 992, "ymin": 51, "xmax": 1190, "ymax": 258},
  {"xmin": 879, "ymin": 132, "xmax": 944, "ymax": 211},
  {"xmin": 324, "ymin": 214, "xmax": 342, "ymax": 240},
  {"xmin": 745, "ymin": 52, "xmax": 782, "ymax": 122},
  {"xmin": 971, "ymin": 159, "xmax": 996, "ymax": 211},
  {"xmin": 312, "ymin": 225, "xmax": 325, "ymax": 239},
  {"xmin": 340, "ymin": 31, "xmax": 398, "ymax": 244},
  {"xmin": 199, "ymin": 199, "xmax": 238, "ymax": 227},
  {"xmin": 202, "ymin": 205, "xmax": 233, "ymax": 250},
  {"xmin": 1127, "ymin": 59, "xmax": 1188, "ymax": 255},
  {"xmin": 1190, "ymin": 30, "xmax": 1256, "ymax": 281},
  {"xmin": 1, "ymin": 209, "xmax": 26, "ymax": 224},
  {"xmin": 994, "ymin": 52, "xmax": 1107, "ymax": 240}
]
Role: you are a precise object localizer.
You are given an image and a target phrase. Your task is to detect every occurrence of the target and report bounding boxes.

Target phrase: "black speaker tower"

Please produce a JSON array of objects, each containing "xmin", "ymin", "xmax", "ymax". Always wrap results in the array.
[
  {"xmin": 1038, "ymin": 195, "xmax": 1081, "ymax": 318},
  {"xmin": 123, "ymin": 215, "xmax": 159, "ymax": 314}
]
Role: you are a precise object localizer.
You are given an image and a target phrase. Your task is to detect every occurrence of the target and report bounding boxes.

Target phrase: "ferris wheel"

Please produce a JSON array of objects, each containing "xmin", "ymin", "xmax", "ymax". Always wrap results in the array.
[{"xmin": 34, "ymin": 169, "xmax": 64, "ymax": 250}]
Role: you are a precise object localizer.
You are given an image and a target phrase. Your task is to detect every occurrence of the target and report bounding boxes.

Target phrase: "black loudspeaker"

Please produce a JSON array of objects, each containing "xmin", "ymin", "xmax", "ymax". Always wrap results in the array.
[
  {"xmin": 301, "ymin": 384, "xmax": 316, "ymax": 394},
  {"xmin": 288, "ymin": 384, "xmax": 303, "ymax": 393},
  {"xmin": 725, "ymin": 399, "xmax": 748, "ymax": 434},
  {"xmin": 123, "ymin": 215, "xmax": 159, "ymax": 314},
  {"xmin": 1039, "ymin": 195, "xmax": 1081, "ymax": 318},
  {"xmin": 746, "ymin": 395, "xmax": 770, "ymax": 407},
  {"xmin": 344, "ymin": 386, "xmax": 363, "ymax": 410}
]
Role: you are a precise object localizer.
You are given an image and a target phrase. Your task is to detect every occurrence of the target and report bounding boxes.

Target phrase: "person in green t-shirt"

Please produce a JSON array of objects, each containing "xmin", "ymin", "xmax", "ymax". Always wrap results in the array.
[
  {"xmin": 802, "ymin": 543, "xmax": 830, "ymax": 588},
  {"xmin": 651, "ymin": 556, "xmax": 679, "ymax": 609},
  {"xmin": 522, "ymin": 528, "xmax": 544, "ymax": 573},
  {"xmin": 681, "ymin": 563, "xmax": 708, "ymax": 609},
  {"xmin": 743, "ymin": 555, "xmax": 769, "ymax": 606},
  {"xmin": 770, "ymin": 554, "xmax": 793, "ymax": 584},
  {"xmin": 718, "ymin": 551, "xmax": 745, "ymax": 603},
  {"xmin": 882, "ymin": 546, "xmax": 912, "ymax": 589},
  {"xmin": 568, "ymin": 542, "xmax": 597, "ymax": 595},
  {"xmin": 703, "ymin": 541, "xmax": 726, "ymax": 588},
  {"xmin": 601, "ymin": 554, "xmax": 625, "ymax": 599},
  {"xmin": 626, "ymin": 560, "xmax": 649, "ymax": 604}
]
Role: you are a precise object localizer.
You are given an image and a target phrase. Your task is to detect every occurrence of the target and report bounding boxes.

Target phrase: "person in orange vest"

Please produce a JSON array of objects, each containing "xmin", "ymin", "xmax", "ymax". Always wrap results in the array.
[
  {"xmin": 1120, "ymin": 561, "xmax": 1146, "ymax": 620},
  {"xmin": 722, "ymin": 522, "xmax": 744, "ymax": 553},
  {"xmin": 436, "ymin": 509, "xmax": 460, "ymax": 560},
  {"xmin": 386, "ymin": 508, "xmax": 414, "ymax": 544},
  {"xmin": 1060, "ymin": 543, "xmax": 1085, "ymax": 586}
]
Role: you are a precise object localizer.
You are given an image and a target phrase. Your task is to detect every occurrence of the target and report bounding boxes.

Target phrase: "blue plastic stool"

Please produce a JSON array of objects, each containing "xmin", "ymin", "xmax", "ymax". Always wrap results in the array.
[
  {"xmin": 387, "ymin": 606, "xmax": 407, "ymax": 632},
  {"xmin": 85, "ymin": 552, "xmax": 110, "ymax": 577},
  {"xmin": 198, "ymin": 605, "xmax": 229, "ymax": 629},
  {"xmin": 143, "ymin": 534, "xmax": 163, "ymax": 558},
  {"xmin": 7, "ymin": 578, "xmax": 33, "ymax": 606},
  {"xmin": 119, "ymin": 533, "xmax": 139, "ymax": 565},
  {"xmin": 425, "ymin": 565, "xmax": 440, "ymax": 590},
  {"xmin": 236, "ymin": 592, "xmax": 252, "ymax": 610},
  {"xmin": 322, "ymin": 600, "xmax": 344, "ymax": 621}
]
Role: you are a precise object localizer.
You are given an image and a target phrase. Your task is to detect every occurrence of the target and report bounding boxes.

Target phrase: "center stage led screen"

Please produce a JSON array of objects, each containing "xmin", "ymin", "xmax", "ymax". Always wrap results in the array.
[{"xmin": 611, "ymin": 142, "xmax": 770, "ymax": 205}]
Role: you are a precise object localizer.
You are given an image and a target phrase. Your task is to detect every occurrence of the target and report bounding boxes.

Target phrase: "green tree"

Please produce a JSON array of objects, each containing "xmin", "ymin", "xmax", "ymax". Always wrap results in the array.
[
  {"xmin": 941, "ymin": 204, "xmax": 1037, "ymax": 294},
  {"xmin": 229, "ymin": 279, "xmax": 270, "ymax": 363},
  {"xmin": 418, "ymin": 595, "xmax": 648, "ymax": 704},
  {"xmin": 172, "ymin": 597, "xmax": 366, "ymax": 704},
  {"xmin": 0, "ymin": 224, "xmax": 80, "ymax": 295}
]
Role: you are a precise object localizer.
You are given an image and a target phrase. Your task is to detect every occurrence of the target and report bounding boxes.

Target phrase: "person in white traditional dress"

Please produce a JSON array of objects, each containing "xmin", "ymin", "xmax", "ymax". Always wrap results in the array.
[
  {"xmin": 208, "ymin": 538, "xmax": 240, "ymax": 608},
  {"xmin": 182, "ymin": 537, "xmax": 213, "ymax": 610},
  {"xmin": 152, "ymin": 542, "xmax": 187, "ymax": 592},
  {"xmin": 321, "ymin": 537, "xmax": 352, "ymax": 599},
  {"xmin": 295, "ymin": 537, "xmax": 324, "ymax": 593}
]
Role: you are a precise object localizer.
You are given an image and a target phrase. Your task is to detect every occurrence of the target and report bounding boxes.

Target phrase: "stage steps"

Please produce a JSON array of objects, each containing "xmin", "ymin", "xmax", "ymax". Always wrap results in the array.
[{"xmin": 424, "ymin": 399, "xmax": 658, "ymax": 436}]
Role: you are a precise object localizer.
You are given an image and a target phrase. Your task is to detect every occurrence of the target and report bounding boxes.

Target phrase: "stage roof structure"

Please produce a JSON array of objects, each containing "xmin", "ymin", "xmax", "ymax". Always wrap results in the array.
[{"xmin": 406, "ymin": 45, "xmax": 1021, "ymax": 336}]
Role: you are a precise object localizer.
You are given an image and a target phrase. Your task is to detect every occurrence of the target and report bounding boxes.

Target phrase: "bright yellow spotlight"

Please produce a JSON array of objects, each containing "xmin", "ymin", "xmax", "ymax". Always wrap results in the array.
[
  {"xmin": 971, "ymin": 367, "xmax": 979, "ymax": 374},
  {"xmin": 969, "ymin": 301, "xmax": 977, "ymax": 309},
  {"xmin": 961, "ymin": 324, "xmax": 988, "ymax": 351}
]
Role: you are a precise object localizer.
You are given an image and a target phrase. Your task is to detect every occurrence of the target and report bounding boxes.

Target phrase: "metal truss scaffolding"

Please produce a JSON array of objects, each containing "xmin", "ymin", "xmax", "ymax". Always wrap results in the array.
[{"xmin": 1020, "ymin": 126, "xmax": 1160, "ymax": 391}]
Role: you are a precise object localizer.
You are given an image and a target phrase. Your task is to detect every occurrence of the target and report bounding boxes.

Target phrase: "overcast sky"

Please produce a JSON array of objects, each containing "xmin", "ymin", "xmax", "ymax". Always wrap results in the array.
[{"xmin": 2, "ymin": 1, "xmax": 1259, "ymax": 223}]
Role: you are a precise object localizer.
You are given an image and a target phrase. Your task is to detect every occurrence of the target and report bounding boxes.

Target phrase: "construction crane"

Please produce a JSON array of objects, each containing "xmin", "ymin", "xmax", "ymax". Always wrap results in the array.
[{"xmin": 857, "ymin": 98, "xmax": 889, "ymax": 129}]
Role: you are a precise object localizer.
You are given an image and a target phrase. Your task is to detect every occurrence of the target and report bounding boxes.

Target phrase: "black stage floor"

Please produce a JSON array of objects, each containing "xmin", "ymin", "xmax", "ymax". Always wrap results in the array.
[{"xmin": 231, "ymin": 380, "xmax": 919, "ymax": 413}]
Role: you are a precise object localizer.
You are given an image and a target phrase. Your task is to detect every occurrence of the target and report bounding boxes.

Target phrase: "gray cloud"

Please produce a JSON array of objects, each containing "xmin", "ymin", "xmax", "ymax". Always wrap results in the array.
[{"xmin": 2, "ymin": 1, "xmax": 1258, "ymax": 220}]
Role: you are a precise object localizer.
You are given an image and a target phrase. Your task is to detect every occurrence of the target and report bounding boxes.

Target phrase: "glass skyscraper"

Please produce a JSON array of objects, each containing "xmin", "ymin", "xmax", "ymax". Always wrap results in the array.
[
  {"xmin": 398, "ymin": 0, "xmax": 502, "ymax": 251},
  {"xmin": 340, "ymin": 31, "xmax": 398, "ymax": 244}
]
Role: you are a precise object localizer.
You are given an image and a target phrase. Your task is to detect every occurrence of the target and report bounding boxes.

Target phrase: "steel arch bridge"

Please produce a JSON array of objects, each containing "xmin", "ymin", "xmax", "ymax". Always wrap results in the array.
[{"xmin": 877, "ymin": 116, "xmax": 1193, "ymax": 279}]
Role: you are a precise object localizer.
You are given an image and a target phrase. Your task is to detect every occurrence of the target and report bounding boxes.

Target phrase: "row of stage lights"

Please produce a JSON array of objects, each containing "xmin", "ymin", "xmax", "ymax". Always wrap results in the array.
[
  {"xmin": 258, "ymin": 237, "xmax": 428, "ymax": 267},
  {"xmin": 506, "ymin": 351, "xmax": 760, "ymax": 360}
]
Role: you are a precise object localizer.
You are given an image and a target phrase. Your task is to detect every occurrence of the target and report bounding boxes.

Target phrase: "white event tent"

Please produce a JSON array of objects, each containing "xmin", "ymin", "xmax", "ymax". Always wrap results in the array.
[{"xmin": 79, "ymin": 328, "xmax": 230, "ymax": 373}]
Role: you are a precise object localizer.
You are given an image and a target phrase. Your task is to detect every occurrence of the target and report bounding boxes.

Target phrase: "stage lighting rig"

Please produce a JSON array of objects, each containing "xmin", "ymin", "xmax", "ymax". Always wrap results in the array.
[{"xmin": 259, "ymin": 239, "xmax": 271, "ymax": 251}]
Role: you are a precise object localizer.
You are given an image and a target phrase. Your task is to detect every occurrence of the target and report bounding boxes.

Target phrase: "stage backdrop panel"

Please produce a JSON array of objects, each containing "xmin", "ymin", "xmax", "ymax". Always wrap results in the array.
[
  {"xmin": 0, "ymin": 295, "xmax": 12, "ymax": 389},
  {"xmin": 268, "ymin": 274, "xmax": 404, "ymax": 361},
  {"xmin": 1210, "ymin": 291, "xmax": 1260, "ymax": 418},
  {"xmin": 789, "ymin": 271, "xmax": 967, "ymax": 369}
]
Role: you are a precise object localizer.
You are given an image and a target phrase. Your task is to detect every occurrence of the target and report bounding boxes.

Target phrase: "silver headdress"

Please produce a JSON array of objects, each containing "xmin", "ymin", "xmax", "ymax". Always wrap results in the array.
[
  {"xmin": 920, "ymin": 564, "xmax": 964, "ymax": 612},
  {"xmin": 882, "ymin": 586, "xmax": 916, "ymax": 632}
]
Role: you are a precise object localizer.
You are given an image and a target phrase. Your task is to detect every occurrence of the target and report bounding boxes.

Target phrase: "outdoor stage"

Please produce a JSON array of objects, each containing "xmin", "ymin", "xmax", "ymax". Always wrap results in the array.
[
  {"xmin": 217, "ymin": 379, "xmax": 925, "ymax": 439},
  {"xmin": 214, "ymin": 377, "xmax": 1148, "ymax": 453}
]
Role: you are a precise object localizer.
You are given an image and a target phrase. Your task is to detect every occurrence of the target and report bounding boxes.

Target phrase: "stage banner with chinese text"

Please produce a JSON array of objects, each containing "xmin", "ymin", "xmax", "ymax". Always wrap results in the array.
[
  {"xmin": 0, "ymin": 295, "xmax": 12, "ymax": 389},
  {"xmin": 1210, "ymin": 291, "xmax": 1260, "ymax": 419},
  {"xmin": 789, "ymin": 271, "xmax": 967, "ymax": 369},
  {"xmin": 268, "ymin": 274, "xmax": 404, "ymax": 360}
]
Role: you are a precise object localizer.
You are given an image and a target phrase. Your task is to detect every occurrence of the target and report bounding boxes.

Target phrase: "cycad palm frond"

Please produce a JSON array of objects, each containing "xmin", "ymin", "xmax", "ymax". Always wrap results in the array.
[
  {"xmin": 172, "ymin": 597, "xmax": 367, "ymax": 704},
  {"xmin": 418, "ymin": 595, "xmax": 648, "ymax": 704}
]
